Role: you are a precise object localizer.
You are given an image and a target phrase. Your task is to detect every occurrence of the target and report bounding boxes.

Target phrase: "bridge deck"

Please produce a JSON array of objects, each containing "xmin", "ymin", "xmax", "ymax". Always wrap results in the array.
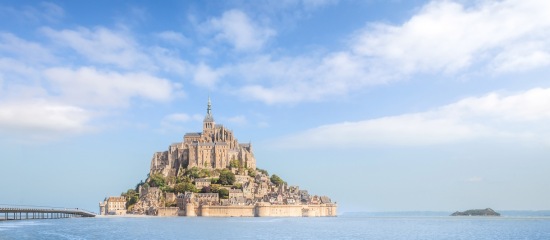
[{"xmin": 0, "ymin": 207, "xmax": 95, "ymax": 220}]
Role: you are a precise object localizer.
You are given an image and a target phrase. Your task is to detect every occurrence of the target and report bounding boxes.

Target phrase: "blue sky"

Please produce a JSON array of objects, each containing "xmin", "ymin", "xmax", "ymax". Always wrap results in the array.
[{"xmin": 1, "ymin": 0, "xmax": 550, "ymax": 213}]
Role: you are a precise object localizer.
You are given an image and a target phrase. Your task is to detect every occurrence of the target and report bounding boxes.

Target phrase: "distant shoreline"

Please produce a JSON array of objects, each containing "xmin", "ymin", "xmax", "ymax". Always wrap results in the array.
[{"xmin": 342, "ymin": 210, "xmax": 550, "ymax": 217}]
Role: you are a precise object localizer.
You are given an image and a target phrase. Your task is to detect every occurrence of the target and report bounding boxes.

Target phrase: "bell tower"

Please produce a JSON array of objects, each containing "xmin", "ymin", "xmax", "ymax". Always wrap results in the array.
[{"xmin": 203, "ymin": 97, "xmax": 215, "ymax": 136}]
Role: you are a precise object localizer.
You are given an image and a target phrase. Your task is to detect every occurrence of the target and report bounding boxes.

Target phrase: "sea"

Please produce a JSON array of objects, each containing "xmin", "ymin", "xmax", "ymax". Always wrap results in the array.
[{"xmin": 1, "ymin": 212, "xmax": 550, "ymax": 240}]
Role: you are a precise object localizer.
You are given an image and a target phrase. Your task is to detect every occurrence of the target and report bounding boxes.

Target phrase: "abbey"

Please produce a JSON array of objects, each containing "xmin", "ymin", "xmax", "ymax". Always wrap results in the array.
[
  {"xmin": 150, "ymin": 98, "xmax": 256, "ymax": 177},
  {"xmin": 101, "ymin": 98, "xmax": 336, "ymax": 217}
]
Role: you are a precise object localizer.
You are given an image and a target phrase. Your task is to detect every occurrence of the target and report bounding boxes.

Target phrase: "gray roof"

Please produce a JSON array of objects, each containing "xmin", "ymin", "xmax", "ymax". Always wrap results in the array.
[
  {"xmin": 320, "ymin": 196, "xmax": 331, "ymax": 203},
  {"xmin": 204, "ymin": 115, "xmax": 214, "ymax": 122},
  {"xmin": 196, "ymin": 193, "xmax": 218, "ymax": 197},
  {"xmin": 198, "ymin": 142, "xmax": 215, "ymax": 146},
  {"xmin": 185, "ymin": 132, "xmax": 201, "ymax": 136}
]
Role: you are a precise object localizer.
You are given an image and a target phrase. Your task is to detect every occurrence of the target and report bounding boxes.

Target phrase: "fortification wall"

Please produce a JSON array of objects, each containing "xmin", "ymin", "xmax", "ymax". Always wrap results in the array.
[
  {"xmin": 200, "ymin": 205, "xmax": 255, "ymax": 217},
  {"xmin": 157, "ymin": 207, "xmax": 178, "ymax": 216},
  {"xmin": 255, "ymin": 203, "xmax": 337, "ymax": 217}
]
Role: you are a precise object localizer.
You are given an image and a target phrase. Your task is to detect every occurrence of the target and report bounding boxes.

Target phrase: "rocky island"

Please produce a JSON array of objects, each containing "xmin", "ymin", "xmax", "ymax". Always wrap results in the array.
[
  {"xmin": 100, "ymin": 99, "xmax": 337, "ymax": 217},
  {"xmin": 451, "ymin": 208, "xmax": 500, "ymax": 216}
]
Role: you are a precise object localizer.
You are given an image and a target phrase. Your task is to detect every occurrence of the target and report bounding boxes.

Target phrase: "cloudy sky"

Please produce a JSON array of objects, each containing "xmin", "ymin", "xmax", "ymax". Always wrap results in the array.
[{"xmin": 1, "ymin": 0, "xmax": 550, "ymax": 213}]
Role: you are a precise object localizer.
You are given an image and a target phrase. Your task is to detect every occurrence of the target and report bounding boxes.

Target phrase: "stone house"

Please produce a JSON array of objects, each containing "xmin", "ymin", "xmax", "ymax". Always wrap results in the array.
[
  {"xmin": 194, "ymin": 178, "xmax": 211, "ymax": 189},
  {"xmin": 100, "ymin": 196, "xmax": 127, "ymax": 215},
  {"xmin": 228, "ymin": 189, "xmax": 244, "ymax": 199}
]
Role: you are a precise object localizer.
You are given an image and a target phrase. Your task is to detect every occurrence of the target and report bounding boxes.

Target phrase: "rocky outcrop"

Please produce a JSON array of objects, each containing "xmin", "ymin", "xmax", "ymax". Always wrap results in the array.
[
  {"xmin": 451, "ymin": 208, "xmax": 500, "ymax": 216},
  {"xmin": 132, "ymin": 187, "xmax": 163, "ymax": 215}
]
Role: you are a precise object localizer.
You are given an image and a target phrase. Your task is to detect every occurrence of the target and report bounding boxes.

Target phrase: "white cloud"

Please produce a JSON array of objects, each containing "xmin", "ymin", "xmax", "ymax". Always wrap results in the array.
[
  {"xmin": 164, "ymin": 113, "xmax": 203, "ymax": 123},
  {"xmin": 225, "ymin": 115, "xmax": 247, "ymax": 125},
  {"xmin": 44, "ymin": 67, "xmax": 174, "ymax": 107},
  {"xmin": 193, "ymin": 63, "xmax": 225, "ymax": 89},
  {"xmin": 445, "ymin": 88, "xmax": 550, "ymax": 122},
  {"xmin": 159, "ymin": 113, "xmax": 203, "ymax": 133},
  {"xmin": 205, "ymin": 9, "xmax": 275, "ymax": 51},
  {"xmin": 150, "ymin": 46, "xmax": 190, "ymax": 77},
  {"xmin": 206, "ymin": 0, "xmax": 550, "ymax": 104},
  {"xmin": 275, "ymin": 87, "xmax": 550, "ymax": 148},
  {"xmin": 300, "ymin": 0, "xmax": 338, "ymax": 9},
  {"xmin": 352, "ymin": 0, "xmax": 550, "ymax": 74},
  {"xmin": 0, "ymin": 24, "xmax": 190, "ymax": 140},
  {"xmin": 0, "ymin": 32, "xmax": 56, "ymax": 64},
  {"xmin": 155, "ymin": 31, "xmax": 190, "ymax": 45},
  {"xmin": 38, "ymin": 2, "xmax": 64, "ymax": 22},
  {"xmin": 0, "ymin": 2, "xmax": 64, "ymax": 24},
  {"xmin": 0, "ymin": 100, "xmax": 92, "ymax": 139},
  {"xmin": 213, "ymin": 52, "xmax": 380, "ymax": 104},
  {"xmin": 491, "ymin": 41, "xmax": 550, "ymax": 73},
  {"xmin": 41, "ymin": 26, "xmax": 151, "ymax": 69}
]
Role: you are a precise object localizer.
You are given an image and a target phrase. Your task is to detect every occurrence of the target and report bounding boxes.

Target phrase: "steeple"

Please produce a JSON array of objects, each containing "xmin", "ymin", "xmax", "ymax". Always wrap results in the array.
[
  {"xmin": 203, "ymin": 97, "xmax": 215, "ymax": 133},
  {"xmin": 204, "ymin": 97, "xmax": 214, "ymax": 122},
  {"xmin": 207, "ymin": 96, "xmax": 212, "ymax": 116}
]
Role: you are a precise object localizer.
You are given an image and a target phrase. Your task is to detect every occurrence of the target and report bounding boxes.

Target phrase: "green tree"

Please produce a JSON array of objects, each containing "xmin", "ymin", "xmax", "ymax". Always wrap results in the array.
[
  {"xmin": 149, "ymin": 173, "xmax": 166, "ymax": 188},
  {"xmin": 166, "ymin": 176, "xmax": 176, "ymax": 185},
  {"xmin": 177, "ymin": 176, "xmax": 193, "ymax": 184},
  {"xmin": 212, "ymin": 169, "xmax": 221, "ymax": 178},
  {"xmin": 200, "ymin": 186, "xmax": 211, "ymax": 193},
  {"xmin": 230, "ymin": 159, "xmax": 240, "ymax": 168},
  {"xmin": 174, "ymin": 182, "xmax": 198, "ymax": 194},
  {"xmin": 218, "ymin": 169, "xmax": 235, "ymax": 185},
  {"xmin": 247, "ymin": 168, "xmax": 257, "ymax": 177},
  {"xmin": 122, "ymin": 189, "xmax": 139, "ymax": 210},
  {"xmin": 185, "ymin": 167, "xmax": 201, "ymax": 178},
  {"xmin": 161, "ymin": 185, "xmax": 174, "ymax": 193},
  {"xmin": 270, "ymin": 174, "xmax": 286, "ymax": 186},
  {"xmin": 199, "ymin": 168, "xmax": 212, "ymax": 178},
  {"xmin": 210, "ymin": 184, "xmax": 221, "ymax": 193},
  {"xmin": 256, "ymin": 168, "xmax": 269, "ymax": 176},
  {"xmin": 218, "ymin": 188, "xmax": 229, "ymax": 199}
]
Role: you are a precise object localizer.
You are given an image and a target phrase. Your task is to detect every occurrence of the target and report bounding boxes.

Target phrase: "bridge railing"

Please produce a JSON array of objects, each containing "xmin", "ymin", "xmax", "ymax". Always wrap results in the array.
[{"xmin": 0, "ymin": 204, "xmax": 96, "ymax": 220}]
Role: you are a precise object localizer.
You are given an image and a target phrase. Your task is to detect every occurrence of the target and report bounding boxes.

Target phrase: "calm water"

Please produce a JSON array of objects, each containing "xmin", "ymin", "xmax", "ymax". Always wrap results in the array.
[{"xmin": 1, "ymin": 215, "xmax": 550, "ymax": 240}]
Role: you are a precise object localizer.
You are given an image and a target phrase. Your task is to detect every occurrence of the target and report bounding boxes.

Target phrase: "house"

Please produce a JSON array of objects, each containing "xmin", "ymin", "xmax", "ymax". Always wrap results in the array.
[
  {"xmin": 99, "ymin": 196, "xmax": 127, "ymax": 215},
  {"xmin": 194, "ymin": 178, "xmax": 211, "ymax": 189}
]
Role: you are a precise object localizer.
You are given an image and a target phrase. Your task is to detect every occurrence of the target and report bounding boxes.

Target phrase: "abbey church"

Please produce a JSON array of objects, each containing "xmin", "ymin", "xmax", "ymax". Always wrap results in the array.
[{"xmin": 150, "ymin": 98, "xmax": 256, "ymax": 177}]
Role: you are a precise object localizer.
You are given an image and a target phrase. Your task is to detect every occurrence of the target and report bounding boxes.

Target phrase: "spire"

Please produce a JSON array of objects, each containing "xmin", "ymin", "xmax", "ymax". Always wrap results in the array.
[
  {"xmin": 207, "ymin": 96, "xmax": 212, "ymax": 116},
  {"xmin": 204, "ymin": 97, "xmax": 214, "ymax": 122}
]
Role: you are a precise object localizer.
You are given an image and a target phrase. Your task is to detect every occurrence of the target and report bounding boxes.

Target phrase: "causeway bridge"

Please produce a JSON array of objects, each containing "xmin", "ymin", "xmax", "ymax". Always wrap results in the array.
[{"xmin": 0, "ymin": 205, "xmax": 96, "ymax": 220}]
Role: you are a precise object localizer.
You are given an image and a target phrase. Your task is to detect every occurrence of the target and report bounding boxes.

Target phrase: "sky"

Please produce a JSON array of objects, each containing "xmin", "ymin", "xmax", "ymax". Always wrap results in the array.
[{"xmin": 1, "ymin": 0, "xmax": 550, "ymax": 214}]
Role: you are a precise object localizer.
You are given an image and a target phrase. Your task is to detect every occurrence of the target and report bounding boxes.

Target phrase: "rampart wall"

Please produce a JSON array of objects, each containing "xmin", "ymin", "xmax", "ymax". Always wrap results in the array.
[
  {"xmin": 255, "ymin": 203, "xmax": 337, "ymax": 217},
  {"xmin": 157, "ymin": 207, "xmax": 178, "ymax": 216},
  {"xmin": 200, "ymin": 205, "xmax": 255, "ymax": 217},
  {"xmin": 180, "ymin": 203, "xmax": 337, "ymax": 217}
]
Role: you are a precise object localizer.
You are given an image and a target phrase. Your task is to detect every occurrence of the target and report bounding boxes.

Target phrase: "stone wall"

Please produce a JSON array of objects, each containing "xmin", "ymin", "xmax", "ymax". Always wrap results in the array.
[
  {"xmin": 157, "ymin": 207, "xmax": 178, "ymax": 216},
  {"xmin": 179, "ymin": 202, "xmax": 337, "ymax": 217},
  {"xmin": 200, "ymin": 205, "xmax": 255, "ymax": 217},
  {"xmin": 257, "ymin": 203, "xmax": 337, "ymax": 217}
]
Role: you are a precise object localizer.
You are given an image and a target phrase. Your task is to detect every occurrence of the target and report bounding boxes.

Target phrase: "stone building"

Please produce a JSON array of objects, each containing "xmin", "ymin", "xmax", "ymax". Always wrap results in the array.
[
  {"xmin": 194, "ymin": 178, "xmax": 211, "ymax": 189},
  {"xmin": 99, "ymin": 196, "xmax": 127, "ymax": 215},
  {"xmin": 150, "ymin": 98, "xmax": 256, "ymax": 178}
]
